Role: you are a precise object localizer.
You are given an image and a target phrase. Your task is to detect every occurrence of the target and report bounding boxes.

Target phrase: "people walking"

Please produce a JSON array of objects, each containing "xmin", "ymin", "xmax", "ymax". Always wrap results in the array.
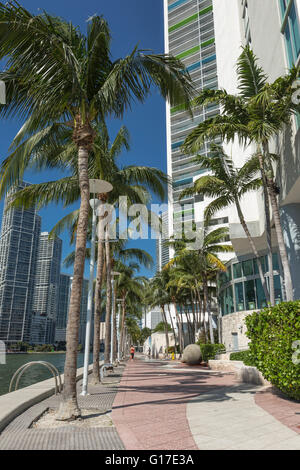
[{"xmin": 130, "ymin": 345, "xmax": 135, "ymax": 360}]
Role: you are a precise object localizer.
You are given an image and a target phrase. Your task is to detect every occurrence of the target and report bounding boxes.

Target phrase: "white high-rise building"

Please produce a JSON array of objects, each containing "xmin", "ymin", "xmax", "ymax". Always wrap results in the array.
[
  {"xmin": 211, "ymin": 0, "xmax": 299, "ymax": 351},
  {"xmin": 164, "ymin": 0, "xmax": 300, "ymax": 352},
  {"xmin": 164, "ymin": 0, "xmax": 233, "ymax": 265}
]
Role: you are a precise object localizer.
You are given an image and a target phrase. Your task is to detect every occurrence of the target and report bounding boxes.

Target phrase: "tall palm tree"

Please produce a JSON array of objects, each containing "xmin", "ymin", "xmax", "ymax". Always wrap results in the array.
[
  {"xmin": 183, "ymin": 45, "xmax": 299, "ymax": 303},
  {"xmin": 7, "ymin": 121, "xmax": 165, "ymax": 383},
  {"xmin": 115, "ymin": 263, "xmax": 145, "ymax": 359},
  {"xmin": 0, "ymin": 4, "xmax": 194, "ymax": 419},
  {"xmin": 180, "ymin": 144, "xmax": 269, "ymax": 302}
]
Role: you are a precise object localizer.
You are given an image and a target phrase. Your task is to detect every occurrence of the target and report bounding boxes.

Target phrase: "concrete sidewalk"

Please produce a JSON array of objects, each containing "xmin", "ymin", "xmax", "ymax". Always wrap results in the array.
[
  {"xmin": 112, "ymin": 356, "xmax": 300, "ymax": 450},
  {"xmin": 0, "ymin": 364, "xmax": 125, "ymax": 450}
]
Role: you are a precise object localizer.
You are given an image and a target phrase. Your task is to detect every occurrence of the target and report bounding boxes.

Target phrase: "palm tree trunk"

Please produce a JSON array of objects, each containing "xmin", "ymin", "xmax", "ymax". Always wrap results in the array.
[
  {"xmin": 57, "ymin": 144, "xmax": 90, "ymax": 421},
  {"xmin": 119, "ymin": 297, "xmax": 126, "ymax": 358},
  {"xmin": 201, "ymin": 285, "xmax": 209, "ymax": 343},
  {"xmin": 91, "ymin": 240, "xmax": 104, "ymax": 384},
  {"xmin": 263, "ymin": 141, "xmax": 293, "ymax": 301},
  {"xmin": 167, "ymin": 304, "xmax": 177, "ymax": 353},
  {"xmin": 112, "ymin": 278, "xmax": 117, "ymax": 361},
  {"xmin": 203, "ymin": 274, "xmax": 214, "ymax": 343},
  {"xmin": 161, "ymin": 305, "xmax": 169, "ymax": 352},
  {"xmin": 258, "ymin": 149, "xmax": 275, "ymax": 305},
  {"xmin": 104, "ymin": 227, "xmax": 112, "ymax": 363},
  {"xmin": 235, "ymin": 199, "xmax": 270, "ymax": 302}
]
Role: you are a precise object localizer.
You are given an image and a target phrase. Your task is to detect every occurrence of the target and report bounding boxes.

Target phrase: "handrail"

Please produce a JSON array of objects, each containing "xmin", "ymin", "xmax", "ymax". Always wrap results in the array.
[
  {"xmin": 100, "ymin": 363, "xmax": 114, "ymax": 381},
  {"xmin": 9, "ymin": 361, "xmax": 63, "ymax": 394}
]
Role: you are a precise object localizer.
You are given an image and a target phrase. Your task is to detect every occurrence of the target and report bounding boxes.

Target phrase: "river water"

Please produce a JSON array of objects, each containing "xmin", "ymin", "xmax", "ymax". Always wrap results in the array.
[{"xmin": 0, "ymin": 352, "xmax": 99, "ymax": 396}]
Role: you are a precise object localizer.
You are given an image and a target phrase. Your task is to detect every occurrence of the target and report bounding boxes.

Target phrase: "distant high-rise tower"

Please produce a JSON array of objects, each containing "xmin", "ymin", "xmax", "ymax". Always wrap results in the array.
[
  {"xmin": 31, "ymin": 232, "xmax": 62, "ymax": 344},
  {"xmin": 156, "ymin": 210, "xmax": 170, "ymax": 271},
  {"xmin": 0, "ymin": 183, "xmax": 41, "ymax": 344},
  {"xmin": 55, "ymin": 275, "xmax": 93, "ymax": 346}
]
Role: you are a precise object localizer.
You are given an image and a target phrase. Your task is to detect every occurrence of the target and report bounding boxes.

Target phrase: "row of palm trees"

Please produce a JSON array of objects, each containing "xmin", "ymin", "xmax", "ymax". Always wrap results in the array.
[
  {"xmin": 0, "ymin": 3, "xmax": 194, "ymax": 420},
  {"xmin": 144, "ymin": 224, "xmax": 232, "ymax": 351}
]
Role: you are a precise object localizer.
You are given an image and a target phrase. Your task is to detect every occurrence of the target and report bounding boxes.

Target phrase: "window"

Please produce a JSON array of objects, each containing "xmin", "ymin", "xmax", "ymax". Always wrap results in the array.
[
  {"xmin": 233, "ymin": 262, "xmax": 243, "ymax": 279},
  {"xmin": 255, "ymin": 278, "xmax": 268, "ymax": 309},
  {"xmin": 245, "ymin": 280, "xmax": 256, "ymax": 310},
  {"xmin": 235, "ymin": 282, "xmax": 245, "ymax": 311},
  {"xmin": 280, "ymin": 0, "xmax": 300, "ymax": 66},
  {"xmin": 242, "ymin": 259, "xmax": 254, "ymax": 276}
]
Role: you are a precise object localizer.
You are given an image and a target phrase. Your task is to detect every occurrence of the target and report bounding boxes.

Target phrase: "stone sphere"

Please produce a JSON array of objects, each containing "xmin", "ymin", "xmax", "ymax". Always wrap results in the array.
[{"xmin": 182, "ymin": 344, "xmax": 202, "ymax": 365}]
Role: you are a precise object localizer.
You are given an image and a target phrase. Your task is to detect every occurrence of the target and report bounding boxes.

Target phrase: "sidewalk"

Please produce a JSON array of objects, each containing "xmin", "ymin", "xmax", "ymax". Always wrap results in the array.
[
  {"xmin": 0, "ymin": 356, "xmax": 299, "ymax": 450},
  {"xmin": 112, "ymin": 355, "xmax": 300, "ymax": 450},
  {"xmin": 0, "ymin": 364, "xmax": 125, "ymax": 450}
]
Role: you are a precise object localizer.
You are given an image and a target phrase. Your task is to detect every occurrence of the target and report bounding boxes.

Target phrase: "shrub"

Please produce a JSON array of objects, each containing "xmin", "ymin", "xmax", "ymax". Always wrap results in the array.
[
  {"xmin": 230, "ymin": 350, "xmax": 255, "ymax": 366},
  {"xmin": 245, "ymin": 301, "xmax": 300, "ymax": 401},
  {"xmin": 198, "ymin": 343, "xmax": 225, "ymax": 363}
]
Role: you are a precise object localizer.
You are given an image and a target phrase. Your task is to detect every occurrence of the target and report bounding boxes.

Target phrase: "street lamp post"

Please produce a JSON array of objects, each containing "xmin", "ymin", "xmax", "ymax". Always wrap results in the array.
[
  {"xmin": 81, "ymin": 179, "xmax": 113, "ymax": 396},
  {"xmin": 116, "ymin": 300, "xmax": 122, "ymax": 362},
  {"xmin": 110, "ymin": 272, "xmax": 121, "ymax": 364}
]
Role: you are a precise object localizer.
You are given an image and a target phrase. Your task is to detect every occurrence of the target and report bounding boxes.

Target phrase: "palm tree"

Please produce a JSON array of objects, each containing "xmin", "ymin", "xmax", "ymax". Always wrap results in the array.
[
  {"xmin": 183, "ymin": 45, "xmax": 299, "ymax": 303},
  {"xmin": 0, "ymin": 4, "xmax": 194, "ymax": 419},
  {"xmin": 180, "ymin": 144, "xmax": 269, "ymax": 302},
  {"xmin": 149, "ymin": 272, "xmax": 173, "ymax": 353},
  {"xmin": 168, "ymin": 225, "xmax": 233, "ymax": 343},
  {"xmin": 115, "ymin": 264, "xmax": 145, "ymax": 359}
]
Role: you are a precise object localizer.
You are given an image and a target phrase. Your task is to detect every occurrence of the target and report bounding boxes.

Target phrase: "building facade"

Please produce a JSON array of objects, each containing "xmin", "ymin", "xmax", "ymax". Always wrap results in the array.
[
  {"xmin": 212, "ymin": 0, "xmax": 300, "ymax": 351},
  {"xmin": 164, "ymin": 0, "xmax": 233, "ymax": 256},
  {"xmin": 31, "ymin": 232, "xmax": 62, "ymax": 344},
  {"xmin": 0, "ymin": 183, "xmax": 41, "ymax": 344}
]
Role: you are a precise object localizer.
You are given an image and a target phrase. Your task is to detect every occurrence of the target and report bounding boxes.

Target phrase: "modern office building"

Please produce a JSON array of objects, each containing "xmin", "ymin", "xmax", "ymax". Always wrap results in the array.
[
  {"xmin": 0, "ymin": 183, "xmax": 41, "ymax": 344},
  {"xmin": 164, "ymin": 0, "xmax": 299, "ymax": 352},
  {"xmin": 212, "ymin": 0, "xmax": 300, "ymax": 352},
  {"xmin": 31, "ymin": 232, "xmax": 62, "ymax": 344},
  {"xmin": 55, "ymin": 273, "xmax": 72, "ymax": 342},
  {"xmin": 164, "ymin": 1, "xmax": 230, "ymax": 239},
  {"xmin": 55, "ymin": 275, "xmax": 93, "ymax": 346},
  {"xmin": 155, "ymin": 210, "xmax": 170, "ymax": 271}
]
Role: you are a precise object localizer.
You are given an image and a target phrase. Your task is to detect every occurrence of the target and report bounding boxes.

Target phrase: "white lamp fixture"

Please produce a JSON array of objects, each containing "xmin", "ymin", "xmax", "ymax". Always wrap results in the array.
[{"xmin": 81, "ymin": 179, "xmax": 113, "ymax": 396}]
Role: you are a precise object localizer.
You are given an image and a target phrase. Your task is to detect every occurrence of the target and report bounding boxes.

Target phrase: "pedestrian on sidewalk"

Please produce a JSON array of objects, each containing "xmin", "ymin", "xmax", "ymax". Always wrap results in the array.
[{"xmin": 130, "ymin": 345, "xmax": 135, "ymax": 360}]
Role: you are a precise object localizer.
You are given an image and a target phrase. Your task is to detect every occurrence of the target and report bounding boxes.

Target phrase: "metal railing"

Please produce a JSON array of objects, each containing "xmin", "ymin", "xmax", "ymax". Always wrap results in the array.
[{"xmin": 9, "ymin": 361, "xmax": 63, "ymax": 394}]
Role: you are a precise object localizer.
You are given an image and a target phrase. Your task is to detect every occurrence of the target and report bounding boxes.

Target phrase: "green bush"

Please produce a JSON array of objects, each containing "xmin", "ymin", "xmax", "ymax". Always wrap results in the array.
[
  {"xmin": 230, "ymin": 350, "xmax": 255, "ymax": 366},
  {"xmin": 198, "ymin": 343, "xmax": 225, "ymax": 363},
  {"xmin": 245, "ymin": 301, "xmax": 300, "ymax": 401}
]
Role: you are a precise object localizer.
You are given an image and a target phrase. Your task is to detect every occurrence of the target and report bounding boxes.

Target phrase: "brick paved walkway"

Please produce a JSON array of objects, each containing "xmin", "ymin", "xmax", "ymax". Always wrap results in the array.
[
  {"xmin": 112, "ymin": 357, "xmax": 300, "ymax": 450},
  {"xmin": 112, "ymin": 357, "xmax": 237, "ymax": 450}
]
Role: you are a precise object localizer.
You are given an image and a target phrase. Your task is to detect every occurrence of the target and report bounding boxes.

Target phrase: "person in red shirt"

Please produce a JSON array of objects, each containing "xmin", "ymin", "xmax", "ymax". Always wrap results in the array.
[{"xmin": 130, "ymin": 345, "xmax": 135, "ymax": 360}]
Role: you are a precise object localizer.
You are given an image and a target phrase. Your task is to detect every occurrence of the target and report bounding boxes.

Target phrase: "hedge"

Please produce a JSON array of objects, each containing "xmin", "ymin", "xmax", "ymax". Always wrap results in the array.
[
  {"xmin": 230, "ymin": 350, "xmax": 255, "ymax": 366},
  {"xmin": 198, "ymin": 343, "xmax": 225, "ymax": 363},
  {"xmin": 245, "ymin": 301, "xmax": 300, "ymax": 401}
]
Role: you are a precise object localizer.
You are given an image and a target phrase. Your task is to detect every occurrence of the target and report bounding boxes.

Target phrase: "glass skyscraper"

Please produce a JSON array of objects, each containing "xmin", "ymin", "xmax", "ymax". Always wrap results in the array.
[
  {"xmin": 0, "ymin": 183, "xmax": 41, "ymax": 344},
  {"xmin": 31, "ymin": 232, "xmax": 62, "ymax": 344}
]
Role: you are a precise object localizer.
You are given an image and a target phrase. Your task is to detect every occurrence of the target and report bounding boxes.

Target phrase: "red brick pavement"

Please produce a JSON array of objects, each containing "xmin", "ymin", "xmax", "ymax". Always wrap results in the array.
[
  {"xmin": 112, "ymin": 358, "xmax": 236, "ymax": 450},
  {"xmin": 255, "ymin": 387, "xmax": 300, "ymax": 435}
]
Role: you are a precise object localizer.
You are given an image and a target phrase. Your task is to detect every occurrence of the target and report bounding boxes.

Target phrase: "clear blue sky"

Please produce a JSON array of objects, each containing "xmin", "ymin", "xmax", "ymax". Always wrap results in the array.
[{"xmin": 0, "ymin": 0, "xmax": 167, "ymax": 279}]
